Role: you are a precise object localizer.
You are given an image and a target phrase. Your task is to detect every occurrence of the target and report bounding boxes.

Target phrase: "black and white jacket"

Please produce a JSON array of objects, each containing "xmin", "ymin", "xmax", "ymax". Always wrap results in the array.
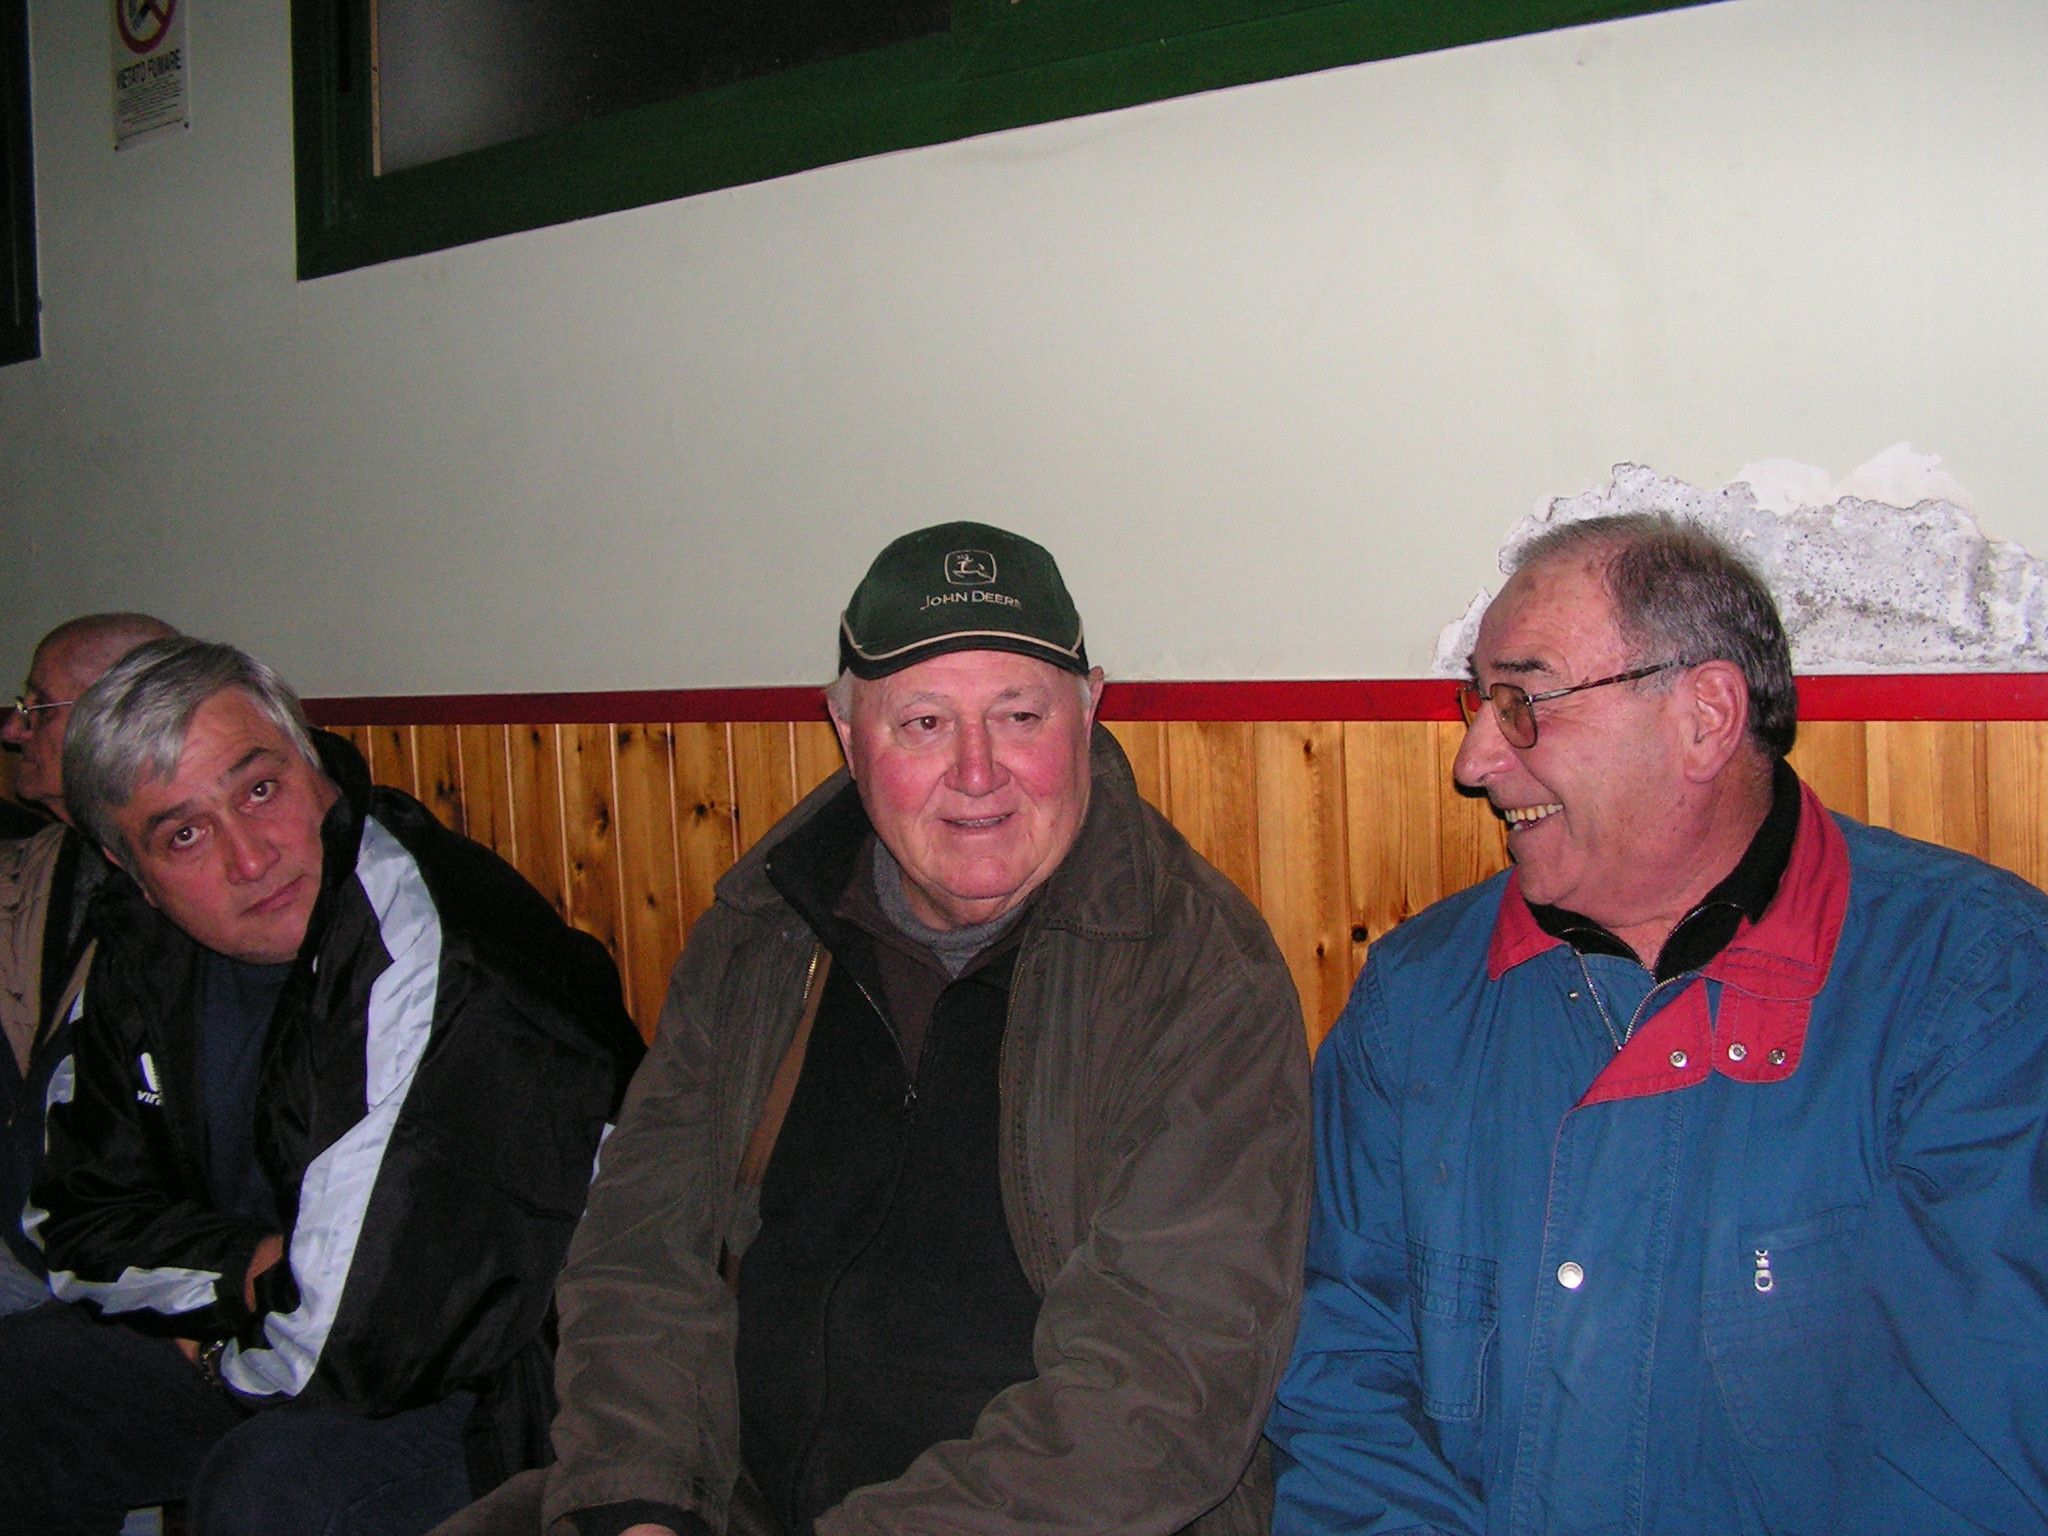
[{"xmin": 29, "ymin": 733, "xmax": 642, "ymax": 1452}]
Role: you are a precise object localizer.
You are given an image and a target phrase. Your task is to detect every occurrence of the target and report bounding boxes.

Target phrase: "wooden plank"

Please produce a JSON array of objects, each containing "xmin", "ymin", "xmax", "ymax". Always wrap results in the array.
[
  {"xmin": 456, "ymin": 724, "xmax": 516, "ymax": 863},
  {"xmin": 614, "ymin": 724, "xmax": 683, "ymax": 1040},
  {"xmin": 730, "ymin": 721, "xmax": 798, "ymax": 857},
  {"xmin": 1866, "ymin": 720, "xmax": 1987, "ymax": 858},
  {"xmin": 1163, "ymin": 721, "xmax": 1261, "ymax": 906},
  {"xmin": 1988, "ymin": 721, "xmax": 2048, "ymax": 893},
  {"xmin": 505, "ymin": 724, "xmax": 570, "ymax": 920},
  {"xmin": 792, "ymin": 720, "xmax": 844, "ymax": 800},
  {"xmin": 1343, "ymin": 722, "xmax": 1443, "ymax": 952},
  {"xmin": 1104, "ymin": 720, "xmax": 1169, "ymax": 815},
  {"xmin": 1254, "ymin": 722, "xmax": 1352, "ymax": 1048},
  {"xmin": 411, "ymin": 723, "xmax": 466, "ymax": 834},
  {"xmin": 672, "ymin": 722, "xmax": 738, "ymax": 946},
  {"xmin": 364, "ymin": 724, "xmax": 418, "ymax": 796},
  {"xmin": 1963, "ymin": 721, "xmax": 1991, "ymax": 862},
  {"xmin": 1787, "ymin": 720, "xmax": 1868, "ymax": 822},
  {"xmin": 1434, "ymin": 721, "xmax": 1509, "ymax": 895},
  {"xmin": 558, "ymin": 722, "xmax": 626, "ymax": 969}
]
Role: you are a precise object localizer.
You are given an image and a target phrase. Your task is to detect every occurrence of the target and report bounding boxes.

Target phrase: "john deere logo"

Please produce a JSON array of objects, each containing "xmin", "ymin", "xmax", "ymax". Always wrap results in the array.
[{"xmin": 945, "ymin": 549, "xmax": 997, "ymax": 586}]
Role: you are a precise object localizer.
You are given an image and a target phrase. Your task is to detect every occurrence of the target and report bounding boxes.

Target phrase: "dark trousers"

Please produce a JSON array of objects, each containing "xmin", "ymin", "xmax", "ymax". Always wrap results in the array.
[{"xmin": 0, "ymin": 1302, "xmax": 475, "ymax": 1536}]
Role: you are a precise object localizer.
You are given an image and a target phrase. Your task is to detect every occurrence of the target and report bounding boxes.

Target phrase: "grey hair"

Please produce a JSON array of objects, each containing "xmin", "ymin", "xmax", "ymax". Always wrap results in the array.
[
  {"xmin": 824, "ymin": 669, "xmax": 857, "ymax": 720},
  {"xmin": 1509, "ymin": 512, "xmax": 1797, "ymax": 757},
  {"xmin": 64, "ymin": 637, "xmax": 321, "ymax": 859}
]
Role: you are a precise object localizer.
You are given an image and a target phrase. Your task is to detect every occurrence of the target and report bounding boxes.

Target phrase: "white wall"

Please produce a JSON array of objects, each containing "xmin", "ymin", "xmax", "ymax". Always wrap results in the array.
[{"xmin": 3, "ymin": 0, "xmax": 2044, "ymax": 695}]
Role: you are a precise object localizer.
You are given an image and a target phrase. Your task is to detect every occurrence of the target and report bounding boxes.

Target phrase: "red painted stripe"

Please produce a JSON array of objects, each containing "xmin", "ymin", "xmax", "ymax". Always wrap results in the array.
[
  {"xmin": 306, "ymin": 687, "xmax": 830, "ymax": 726},
  {"xmin": 303, "ymin": 673, "xmax": 2048, "ymax": 728}
]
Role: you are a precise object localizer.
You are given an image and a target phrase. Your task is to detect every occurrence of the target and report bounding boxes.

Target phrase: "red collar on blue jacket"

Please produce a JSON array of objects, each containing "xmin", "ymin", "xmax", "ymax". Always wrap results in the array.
[{"xmin": 1485, "ymin": 779, "xmax": 1850, "ymax": 1107}]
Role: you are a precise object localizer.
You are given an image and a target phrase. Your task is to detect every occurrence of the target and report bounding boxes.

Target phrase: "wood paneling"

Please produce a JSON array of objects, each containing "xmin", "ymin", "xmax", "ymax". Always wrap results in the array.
[
  {"xmin": 505, "ymin": 725, "xmax": 570, "ymax": 920},
  {"xmin": 1104, "ymin": 720, "xmax": 1168, "ymax": 813},
  {"xmin": 672, "ymin": 723, "xmax": 737, "ymax": 950},
  {"xmin": 558, "ymin": 722, "xmax": 626, "ymax": 968},
  {"xmin": 455, "ymin": 725, "xmax": 514, "ymax": 856},
  {"xmin": 793, "ymin": 721, "xmax": 844, "ymax": 802},
  {"xmin": 1988, "ymin": 722, "xmax": 2048, "ymax": 892},
  {"xmin": 730, "ymin": 722, "xmax": 799, "ymax": 856},
  {"xmin": 1164, "ymin": 721, "xmax": 1262, "ymax": 906},
  {"xmin": 1344, "ymin": 721, "xmax": 1444, "ymax": 949},
  {"xmin": 613, "ymin": 724, "xmax": 685, "ymax": 1032},
  {"xmin": 307, "ymin": 714, "xmax": 2048, "ymax": 1047},
  {"xmin": 412, "ymin": 724, "xmax": 466, "ymax": 837},
  {"xmin": 1787, "ymin": 721, "xmax": 1867, "ymax": 823},
  {"xmin": 364, "ymin": 725, "xmax": 419, "ymax": 800}
]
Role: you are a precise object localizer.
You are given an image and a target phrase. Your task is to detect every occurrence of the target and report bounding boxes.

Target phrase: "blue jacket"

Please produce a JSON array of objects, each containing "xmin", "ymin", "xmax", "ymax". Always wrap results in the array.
[{"xmin": 1270, "ymin": 782, "xmax": 2048, "ymax": 1535}]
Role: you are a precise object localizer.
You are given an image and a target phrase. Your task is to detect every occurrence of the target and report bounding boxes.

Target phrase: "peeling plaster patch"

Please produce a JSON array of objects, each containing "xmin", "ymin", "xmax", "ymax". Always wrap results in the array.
[{"xmin": 1431, "ymin": 446, "xmax": 2048, "ymax": 676}]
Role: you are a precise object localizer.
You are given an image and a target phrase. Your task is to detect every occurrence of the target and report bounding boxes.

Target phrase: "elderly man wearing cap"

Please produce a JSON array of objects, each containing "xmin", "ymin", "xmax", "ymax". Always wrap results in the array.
[{"xmin": 438, "ymin": 522, "xmax": 1311, "ymax": 1536}]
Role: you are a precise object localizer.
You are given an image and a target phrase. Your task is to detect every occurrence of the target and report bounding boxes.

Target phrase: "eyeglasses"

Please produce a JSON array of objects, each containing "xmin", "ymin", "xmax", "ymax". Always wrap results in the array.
[
  {"xmin": 10, "ymin": 695, "xmax": 74, "ymax": 731},
  {"xmin": 1455, "ymin": 660, "xmax": 1687, "ymax": 750}
]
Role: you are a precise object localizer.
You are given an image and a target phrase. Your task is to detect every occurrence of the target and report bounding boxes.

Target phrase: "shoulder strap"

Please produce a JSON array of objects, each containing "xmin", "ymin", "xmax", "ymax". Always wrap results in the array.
[
  {"xmin": 720, "ymin": 948, "xmax": 830, "ymax": 1294},
  {"xmin": 39, "ymin": 940, "xmax": 94, "ymax": 1055},
  {"xmin": 738, "ymin": 947, "xmax": 831, "ymax": 1191}
]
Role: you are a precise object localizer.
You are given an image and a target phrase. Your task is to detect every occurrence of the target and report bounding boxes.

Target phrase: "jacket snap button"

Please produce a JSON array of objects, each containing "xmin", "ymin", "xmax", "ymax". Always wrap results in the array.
[
  {"xmin": 1727, "ymin": 1042, "xmax": 1748, "ymax": 1062},
  {"xmin": 1768, "ymin": 1048, "xmax": 1787, "ymax": 1066},
  {"xmin": 1669, "ymin": 1050, "xmax": 1688, "ymax": 1069},
  {"xmin": 1557, "ymin": 1261, "xmax": 1585, "ymax": 1290}
]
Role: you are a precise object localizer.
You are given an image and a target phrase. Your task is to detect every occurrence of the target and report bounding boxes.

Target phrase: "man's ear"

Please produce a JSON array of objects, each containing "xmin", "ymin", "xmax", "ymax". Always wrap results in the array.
[
  {"xmin": 1083, "ymin": 667, "xmax": 1105, "ymax": 725},
  {"xmin": 1678, "ymin": 660, "xmax": 1751, "ymax": 783},
  {"xmin": 107, "ymin": 848, "xmax": 161, "ymax": 910},
  {"xmin": 827, "ymin": 696, "xmax": 858, "ymax": 779}
]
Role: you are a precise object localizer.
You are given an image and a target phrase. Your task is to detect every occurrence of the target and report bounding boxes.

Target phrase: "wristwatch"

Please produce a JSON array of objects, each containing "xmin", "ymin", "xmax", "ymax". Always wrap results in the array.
[{"xmin": 198, "ymin": 1337, "xmax": 230, "ymax": 1389}]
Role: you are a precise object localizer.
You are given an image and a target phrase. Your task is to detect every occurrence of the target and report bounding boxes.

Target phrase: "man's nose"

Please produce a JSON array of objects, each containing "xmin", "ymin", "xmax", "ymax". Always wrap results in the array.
[
  {"xmin": 0, "ymin": 708, "xmax": 29, "ymax": 747},
  {"xmin": 219, "ymin": 817, "xmax": 280, "ymax": 882},
  {"xmin": 1452, "ymin": 698, "xmax": 1514, "ymax": 790},
  {"xmin": 949, "ymin": 721, "xmax": 1000, "ymax": 795}
]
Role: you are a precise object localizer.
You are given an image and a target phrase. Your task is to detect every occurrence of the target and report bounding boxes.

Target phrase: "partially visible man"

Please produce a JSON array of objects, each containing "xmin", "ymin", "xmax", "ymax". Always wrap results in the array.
[
  {"xmin": 1269, "ymin": 514, "xmax": 2048, "ymax": 1534},
  {"xmin": 441, "ymin": 521, "xmax": 1310, "ymax": 1536},
  {"xmin": 0, "ymin": 611, "xmax": 177, "ymax": 1312},
  {"xmin": 0, "ymin": 638, "xmax": 646, "ymax": 1536}
]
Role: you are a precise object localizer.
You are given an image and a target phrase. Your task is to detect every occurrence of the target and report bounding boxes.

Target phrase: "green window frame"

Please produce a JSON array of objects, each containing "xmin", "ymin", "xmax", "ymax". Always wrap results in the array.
[
  {"xmin": 2, "ymin": 0, "xmax": 38, "ymax": 365},
  {"xmin": 291, "ymin": 0, "xmax": 1718, "ymax": 280}
]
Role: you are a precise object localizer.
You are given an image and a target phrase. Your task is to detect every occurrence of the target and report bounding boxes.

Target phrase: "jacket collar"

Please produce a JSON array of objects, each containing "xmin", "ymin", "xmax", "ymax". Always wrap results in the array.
[
  {"xmin": 718, "ymin": 725, "xmax": 1160, "ymax": 943},
  {"xmin": 1487, "ymin": 777, "xmax": 1851, "ymax": 1105},
  {"xmin": 1524, "ymin": 759, "xmax": 1801, "ymax": 979},
  {"xmin": 283, "ymin": 730, "xmax": 373, "ymax": 970}
]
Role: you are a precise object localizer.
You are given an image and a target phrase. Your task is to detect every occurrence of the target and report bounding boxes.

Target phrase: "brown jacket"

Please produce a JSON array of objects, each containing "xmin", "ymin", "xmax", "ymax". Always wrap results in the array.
[
  {"xmin": 543, "ymin": 728, "xmax": 1311, "ymax": 1536},
  {"xmin": 0, "ymin": 825, "xmax": 80, "ymax": 1082},
  {"xmin": 2, "ymin": 823, "xmax": 94, "ymax": 1276}
]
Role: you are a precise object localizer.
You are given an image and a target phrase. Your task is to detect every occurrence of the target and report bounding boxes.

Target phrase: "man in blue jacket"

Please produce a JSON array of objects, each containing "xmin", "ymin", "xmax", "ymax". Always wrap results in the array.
[
  {"xmin": 1269, "ymin": 513, "xmax": 2048, "ymax": 1535},
  {"xmin": 0, "ymin": 638, "xmax": 644, "ymax": 1536}
]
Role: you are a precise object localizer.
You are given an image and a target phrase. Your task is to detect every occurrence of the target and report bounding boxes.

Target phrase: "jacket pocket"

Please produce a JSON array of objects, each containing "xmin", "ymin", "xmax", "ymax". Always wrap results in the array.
[
  {"xmin": 1406, "ymin": 1239, "xmax": 1498, "ymax": 1422},
  {"xmin": 1703, "ymin": 1201, "xmax": 1871, "ymax": 1452}
]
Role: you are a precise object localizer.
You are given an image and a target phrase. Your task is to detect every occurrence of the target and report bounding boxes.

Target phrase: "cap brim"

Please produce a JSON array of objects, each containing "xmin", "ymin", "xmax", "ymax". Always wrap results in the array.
[{"xmin": 840, "ymin": 629, "xmax": 1089, "ymax": 681}]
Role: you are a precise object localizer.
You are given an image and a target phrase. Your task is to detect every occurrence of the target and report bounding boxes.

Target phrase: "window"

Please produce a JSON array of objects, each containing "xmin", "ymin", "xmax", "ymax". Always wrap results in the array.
[
  {"xmin": 2, "ymin": 0, "xmax": 38, "ymax": 364},
  {"xmin": 291, "ymin": 0, "xmax": 1718, "ymax": 278}
]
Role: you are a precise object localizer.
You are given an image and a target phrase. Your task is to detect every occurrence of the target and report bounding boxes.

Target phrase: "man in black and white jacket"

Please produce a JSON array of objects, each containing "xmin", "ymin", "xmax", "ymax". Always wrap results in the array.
[{"xmin": 0, "ymin": 637, "xmax": 644, "ymax": 1536}]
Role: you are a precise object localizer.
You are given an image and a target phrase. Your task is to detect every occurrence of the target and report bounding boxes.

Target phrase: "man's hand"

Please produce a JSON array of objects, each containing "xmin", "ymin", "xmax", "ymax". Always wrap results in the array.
[
  {"xmin": 174, "ymin": 1337, "xmax": 202, "ymax": 1366},
  {"xmin": 244, "ymin": 1233, "xmax": 285, "ymax": 1311}
]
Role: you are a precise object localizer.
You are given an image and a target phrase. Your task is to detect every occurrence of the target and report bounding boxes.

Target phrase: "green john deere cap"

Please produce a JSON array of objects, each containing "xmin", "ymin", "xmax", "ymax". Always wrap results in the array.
[{"xmin": 839, "ymin": 522, "xmax": 1089, "ymax": 681}]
